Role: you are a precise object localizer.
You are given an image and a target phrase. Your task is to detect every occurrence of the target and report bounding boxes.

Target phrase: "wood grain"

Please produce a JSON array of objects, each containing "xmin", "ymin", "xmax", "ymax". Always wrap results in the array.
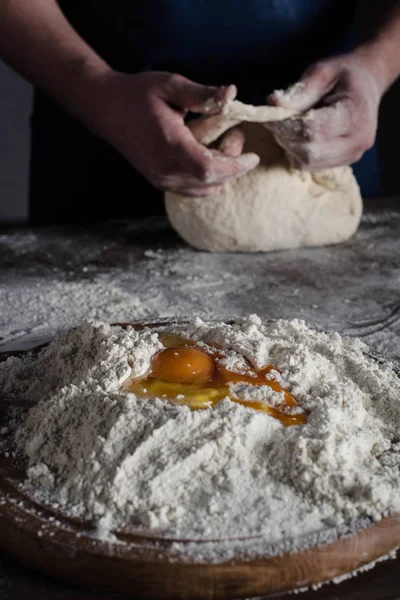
[{"xmin": 1, "ymin": 473, "xmax": 400, "ymax": 600}]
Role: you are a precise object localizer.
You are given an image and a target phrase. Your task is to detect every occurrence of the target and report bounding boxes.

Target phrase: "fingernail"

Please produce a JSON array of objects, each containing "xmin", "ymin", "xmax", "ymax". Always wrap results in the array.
[
  {"xmin": 225, "ymin": 84, "xmax": 237, "ymax": 102},
  {"xmin": 215, "ymin": 84, "xmax": 237, "ymax": 107},
  {"xmin": 236, "ymin": 153, "xmax": 260, "ymax": 170}
]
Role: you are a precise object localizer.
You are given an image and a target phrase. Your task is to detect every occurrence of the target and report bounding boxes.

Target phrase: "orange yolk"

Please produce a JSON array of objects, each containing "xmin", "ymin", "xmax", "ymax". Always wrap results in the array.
[
  {"xmin": 151, "ymin": 347, "xmax": 214, "ymax": 385},
  {"xmin": 124, "ymin": 336, "xmax": 306, "ymax": 427}
]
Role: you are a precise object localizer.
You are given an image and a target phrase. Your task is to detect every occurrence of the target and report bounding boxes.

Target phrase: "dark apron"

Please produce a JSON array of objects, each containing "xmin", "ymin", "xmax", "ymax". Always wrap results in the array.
[{"xmin": 31, "ymin": 1, "xmax": 367, "ymax": 224}]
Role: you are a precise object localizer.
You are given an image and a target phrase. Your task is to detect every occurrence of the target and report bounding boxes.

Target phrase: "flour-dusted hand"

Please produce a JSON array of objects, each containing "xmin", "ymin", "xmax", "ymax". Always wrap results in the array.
[
  {"xmin": 266, "ymin": 52, "xmax": 385, "ymax": 171},
  {"xmin": 90, "ymin": 72, "xmax": 259, "ymax": 196}
]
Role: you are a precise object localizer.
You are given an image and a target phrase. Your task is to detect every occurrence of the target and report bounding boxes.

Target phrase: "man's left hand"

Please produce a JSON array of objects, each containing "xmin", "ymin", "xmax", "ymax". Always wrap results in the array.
[{"xmin": 266, "ymin": 51, "xmax": 385, "ymax": 171}]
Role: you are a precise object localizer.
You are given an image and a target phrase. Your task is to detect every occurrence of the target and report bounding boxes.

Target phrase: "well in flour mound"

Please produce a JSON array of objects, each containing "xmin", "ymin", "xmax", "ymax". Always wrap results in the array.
[
  {"xmin": 165, "ymin": 100, "xmax": 362, "ymax": 252},
  {"xmin": 1, "ymin": 316, "xmax": 400, "ymax": 547}
]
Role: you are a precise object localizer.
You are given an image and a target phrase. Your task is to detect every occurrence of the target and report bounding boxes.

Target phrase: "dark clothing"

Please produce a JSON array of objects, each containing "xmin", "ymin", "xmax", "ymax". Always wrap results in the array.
[
  {"xmin": 58, "ymin": 0, "xmax": 356, "ymax": 100},
  {"xmin": 31, "ymin": 1, "xmax": 375, "ymax": 224},
  {"xmin": 30, "ymin": 90, "xmax": 162, "ymax": 223}
]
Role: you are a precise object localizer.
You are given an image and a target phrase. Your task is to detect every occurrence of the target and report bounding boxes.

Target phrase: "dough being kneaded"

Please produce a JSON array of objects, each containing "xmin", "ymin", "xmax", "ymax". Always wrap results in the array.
[{"xmin": 165, "ymin": 101, "xmax": 363, "ymax": 253}]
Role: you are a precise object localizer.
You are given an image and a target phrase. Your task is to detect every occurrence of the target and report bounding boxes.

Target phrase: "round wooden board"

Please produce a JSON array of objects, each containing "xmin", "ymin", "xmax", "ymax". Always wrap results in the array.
[{"xmin": 1, "ymin": 322, "xmax": 400, "ymax": 600}]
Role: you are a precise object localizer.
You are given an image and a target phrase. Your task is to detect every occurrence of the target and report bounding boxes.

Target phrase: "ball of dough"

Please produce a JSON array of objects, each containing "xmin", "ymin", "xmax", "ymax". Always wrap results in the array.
[{"xmin": 165, "ymin": 123, "xmax": 362, "ymax": 253}]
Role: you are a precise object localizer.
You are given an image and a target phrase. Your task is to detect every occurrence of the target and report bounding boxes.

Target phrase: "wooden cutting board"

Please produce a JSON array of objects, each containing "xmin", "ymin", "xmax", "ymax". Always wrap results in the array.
[{"xmin": 1, "ymin": 323, "xmax": 400, "ymax": 600}]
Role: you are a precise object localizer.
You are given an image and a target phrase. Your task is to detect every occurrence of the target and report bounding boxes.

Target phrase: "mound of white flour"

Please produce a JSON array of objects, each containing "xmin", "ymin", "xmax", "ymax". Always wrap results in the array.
[{"xmin": 2, "ymin": 316, "xmax": 400, "ymax": 549}]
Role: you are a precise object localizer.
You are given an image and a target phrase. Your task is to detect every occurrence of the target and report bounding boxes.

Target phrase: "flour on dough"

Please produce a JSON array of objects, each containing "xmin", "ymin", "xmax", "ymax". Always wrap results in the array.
[{"xmin": 165, "ymin": 100, "xmax": 362, "ymax": 253}]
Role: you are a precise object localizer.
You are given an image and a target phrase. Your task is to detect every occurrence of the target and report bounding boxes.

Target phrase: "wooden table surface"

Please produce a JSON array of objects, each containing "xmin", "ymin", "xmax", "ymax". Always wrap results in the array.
[
  {"xmin": 1, "ymin": 548, "xmax": 400, "ymax": 600},
  {"xmin": 1, "ymin": 201, "xmax": 400, "ymax": 599}
]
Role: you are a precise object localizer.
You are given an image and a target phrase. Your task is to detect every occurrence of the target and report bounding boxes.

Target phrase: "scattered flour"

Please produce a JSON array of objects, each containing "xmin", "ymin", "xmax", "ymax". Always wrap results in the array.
[
  {"xmin": 0, "ymin": 278, "xmax": 148, "ymax": 349},
  {"xmin": 2, "ymin": 316, "xmax": 400, "ymax": 562}
]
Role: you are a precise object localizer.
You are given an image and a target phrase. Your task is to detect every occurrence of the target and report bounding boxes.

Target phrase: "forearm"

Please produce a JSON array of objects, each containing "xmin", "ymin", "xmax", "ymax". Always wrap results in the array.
[
  {"xmin": 355, "ymin": 0, "xmax": 400, "ymax": 91},
  {"xmin": 0, "ymin": 0, "xmax": 111, "ymax": 126}
]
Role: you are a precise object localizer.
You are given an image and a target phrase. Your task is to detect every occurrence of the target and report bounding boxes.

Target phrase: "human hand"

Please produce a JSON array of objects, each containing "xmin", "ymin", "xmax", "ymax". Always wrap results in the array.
[
  {"xmin": 90, "ymin": 71, "xmax": 259, "ymax": 196},
  {"xmin": 266, "ymin": 51, "xmax": 384, "ymax": 171}
]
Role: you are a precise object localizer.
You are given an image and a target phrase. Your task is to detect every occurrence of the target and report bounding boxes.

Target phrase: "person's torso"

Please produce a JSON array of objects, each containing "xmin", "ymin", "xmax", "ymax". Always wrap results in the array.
[
  {"xmin": 48, "ymin": 1, "xmax": 378, "ymax": 199},
  {"xmin": 57, "ymin": 0, "xmax": 357, "ymax": 102}
]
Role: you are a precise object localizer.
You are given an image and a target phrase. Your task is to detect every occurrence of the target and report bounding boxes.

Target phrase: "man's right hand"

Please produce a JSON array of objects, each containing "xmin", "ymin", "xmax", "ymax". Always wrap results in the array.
[{"xmin": 90, "ymin": 72, "xmax": 259, "ymax": 196}]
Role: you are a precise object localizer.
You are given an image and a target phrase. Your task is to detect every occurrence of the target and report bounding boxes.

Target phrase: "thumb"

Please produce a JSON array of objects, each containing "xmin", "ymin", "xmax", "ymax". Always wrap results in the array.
[
  {"xmin": 160, "ymin": 75, "xmax": 237, "ymax": 114},
  {"xmin": 268, "ymin": 62, "xmax": 339, "ymax": 112}
]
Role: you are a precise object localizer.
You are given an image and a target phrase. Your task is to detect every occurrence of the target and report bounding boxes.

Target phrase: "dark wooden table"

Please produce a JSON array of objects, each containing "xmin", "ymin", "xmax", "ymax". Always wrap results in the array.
[{"xmin": 1, "ymin": 203, "xmax": 400, "ymax": 599}]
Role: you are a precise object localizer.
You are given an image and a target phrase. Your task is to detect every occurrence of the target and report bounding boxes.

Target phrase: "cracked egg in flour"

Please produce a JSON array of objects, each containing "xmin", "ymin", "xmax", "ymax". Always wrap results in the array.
[{"xmin": 123, "ymin": 333, "xmax": 306, "ymax": 427}]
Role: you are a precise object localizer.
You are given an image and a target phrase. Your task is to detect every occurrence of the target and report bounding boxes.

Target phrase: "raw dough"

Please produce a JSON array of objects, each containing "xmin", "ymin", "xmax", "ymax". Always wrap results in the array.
[{"xmin": 165, "ymin": 101, "xmax": 363, "ymax": 253}]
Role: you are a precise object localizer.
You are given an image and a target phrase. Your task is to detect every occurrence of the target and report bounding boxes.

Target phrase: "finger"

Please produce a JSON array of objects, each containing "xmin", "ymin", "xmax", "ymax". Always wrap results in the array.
[
  {"xmin": 168, "ymin": 185, "xmax": 222, "ymax": 197},
  {"xmin": 167, "ymin": 148, "xmax": 259, "ymax": 187},
  {"xmin": 160, "ymin": 75, "xmax": 237, "ymax": 114},
  {"xmin": 293, "ymin": 152, "xmax": 363, "ymax": 171},
  {"xmin": 161, "ymin": 105, "xmax": 259, "ymax": 184},
  {"xmin": 291, "ymin": 149, "xmax": 362, "ymax": 171},
  {"xmin": 267, "ymin": 115, "xmax": 315, "ymax": 143},
  {"xmin": 284, "ymin": 137, "xmax": 362, "ymax": 171},
  {"xmin": 268, "ymin": 101, "xmax": 352, "ymax": 145},
  {"xmin": 218, "ymin": 127, "xmax": 245, "ymax": 157},
  {"xmin": 165, "ymin": 118, "xmax": 259, "ymax": 183},
  {"xmin": 159, "ymin": 172, "xmax": 225, "ymax": 190},
  {"xmin": 202, "ymin": 151, "xmax": 260, "ymax": 184},
  {"xmin": 268, "ymin": 62, "xmax": 339, "ymax": 112},
  {"xmin": 187, "ymin": 113, "xmax": 231, "ymax": 144},
  {"xmin": 310, "ymin": 102, "xmax": 353, "ymax": 139}
]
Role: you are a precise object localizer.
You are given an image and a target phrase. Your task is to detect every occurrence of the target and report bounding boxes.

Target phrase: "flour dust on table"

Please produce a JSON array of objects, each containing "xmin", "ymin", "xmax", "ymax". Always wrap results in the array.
[{"xmin": 1, "ymin": 316, "xmax": 400, "ymax": 561}]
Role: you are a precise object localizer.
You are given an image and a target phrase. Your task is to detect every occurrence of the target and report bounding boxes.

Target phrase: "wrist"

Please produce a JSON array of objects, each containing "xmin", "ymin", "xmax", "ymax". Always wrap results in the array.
[
  {"xmin": 352, "ymin": 40, "xmax": 400, "ymax": 94},
  {"xmin": 75, "ymin": 69, "xmax": 138, "ymax": 144}
]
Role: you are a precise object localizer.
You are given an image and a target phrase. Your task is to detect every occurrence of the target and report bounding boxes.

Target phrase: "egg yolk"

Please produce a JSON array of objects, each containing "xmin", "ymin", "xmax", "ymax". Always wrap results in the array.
[
  {"xmin": 124, "ymin": 336, "xmax": 306, "ymax": 427},
  {"xmin": 151, "ymin": 347, "xmax": 214, "ymax": 385}
]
